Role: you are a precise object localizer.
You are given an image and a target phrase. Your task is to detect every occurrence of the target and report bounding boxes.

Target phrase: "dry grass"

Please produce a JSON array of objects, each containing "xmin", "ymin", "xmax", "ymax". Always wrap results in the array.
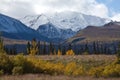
[
  {"xmin": 1, "ymin": 55, "xmax": 118, "ymax": 80},
  {"xmin": 0, "ymin": 74, "xmax": 120, "ymax": 80},
  {"xmin": 32, "ymin": 55, "xmax": 116, "ymax": 62}
]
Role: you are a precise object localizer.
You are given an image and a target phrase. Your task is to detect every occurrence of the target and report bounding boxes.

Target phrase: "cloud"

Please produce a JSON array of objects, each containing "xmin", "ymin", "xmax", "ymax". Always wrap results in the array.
[
  {"xmin": 0, "ymin": 0, "xmax": 109, "ymax": 18},
  {"xmin": 111, "ymin": 13, "xmax": 120, "ymax": 21}
]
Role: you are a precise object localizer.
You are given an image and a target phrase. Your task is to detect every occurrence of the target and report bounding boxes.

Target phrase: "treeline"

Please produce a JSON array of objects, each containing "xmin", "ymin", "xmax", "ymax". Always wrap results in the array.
[{"xmin": 4, "ymin": 38, "xmax": 119, "ymax": 55}]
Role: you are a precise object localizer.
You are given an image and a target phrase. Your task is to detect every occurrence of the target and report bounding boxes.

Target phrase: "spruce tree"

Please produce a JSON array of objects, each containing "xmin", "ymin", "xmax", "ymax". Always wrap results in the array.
[
  {"xmin": 43, "ymin": 42, "xmax": 46, "ymax": 55},
  {"xmin": 0, "ymin": 32, "xmax": 5, "ymax": 54},
  {"xmin": 116, "ymin": 42, "xmax": 120, "ymax": 63},
  {"xmin": 27, "ymin": 41, "xmax": 31, "ymax": 54}
]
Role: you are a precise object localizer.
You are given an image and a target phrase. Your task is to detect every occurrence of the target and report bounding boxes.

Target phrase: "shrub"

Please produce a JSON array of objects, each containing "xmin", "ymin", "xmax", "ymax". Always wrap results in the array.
[
  {"xmin": 0, "ymin": 69, "xmax": 4, "ymax": 76},
  {"xmin": 64, "ymin": 62, "xmax": 77, "ymax": 75},
  {"xmin": 66, "ymin": 49, "xmax": 75, "ymax": 55},
  {"xmin": 53, "ymin": 62, "xmax": 64, "ymax": 75},
  {"xmin": 102, "ymin": 64, "xmax": 120, "ymax": 77},
  {"xmin": 0, "ymin": 53, "xmax": 13, "ymax": 73},
  {"xmin": 13, "ymin": 54, "xmax": 26, "ymax": 67},
  {"xmin": 88, "ymin": 66, "xmax": 104, "ymax": 77},
  {"xmin": 73, "ymin": 66, "xmax": 85, "ymax": 76},
  {"xmin": 12, "ymin": 66, "xmax": 23, "ymax": 75},
  {"xmin": 13, "ymin": 54, "xmax": 29, "ymax": 73}
]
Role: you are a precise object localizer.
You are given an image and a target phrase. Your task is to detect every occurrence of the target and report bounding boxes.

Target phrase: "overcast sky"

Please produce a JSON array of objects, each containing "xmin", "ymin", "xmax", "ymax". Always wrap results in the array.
[{"xmin": 0, "ymin": 0, "xmax": 120, "ymax": 21}]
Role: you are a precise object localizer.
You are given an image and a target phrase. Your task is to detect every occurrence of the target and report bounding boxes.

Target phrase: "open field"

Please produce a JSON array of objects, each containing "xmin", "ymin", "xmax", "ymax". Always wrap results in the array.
[
  {"xmin": 0, "ymin": 74, "xmax": 120, "ymax": 80},
  {"xmin": 33, "ymin": 55, "xmax": 116, "ymax": 61},
  {"xmin": 1, "ymin": 55, "xmax": 119, "ymax": 80}
]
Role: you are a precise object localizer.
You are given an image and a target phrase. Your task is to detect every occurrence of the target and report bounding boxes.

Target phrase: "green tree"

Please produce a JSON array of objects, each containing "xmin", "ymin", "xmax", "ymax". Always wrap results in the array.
[
  {"xmin": 0, "ymin": 32, "xmax": 5, "ymax": 54},
  {"xmin": 62, "ymin": 46, "xmax": 66, "ymax": 55},
  {"xmin": 83, "ymin": 42, "xmax": 89, "ymax": 55},
  {"xmin": 49, "ymin": 42, "xmax": 54, "ymax": 55},
  {"xmin": 116, "ymin": 42, "xmax": 120, "ymax": 63},
  {"xmin": 27, "ymin": 41, "xmax": 31, "ymax": 54},
  {"xmin": 43, "ymin": 42, "xmax": 46, "ymax": 55},
  {"xmin": 37, "ymin": 41, "xmax": 41, "ymax": 55}
]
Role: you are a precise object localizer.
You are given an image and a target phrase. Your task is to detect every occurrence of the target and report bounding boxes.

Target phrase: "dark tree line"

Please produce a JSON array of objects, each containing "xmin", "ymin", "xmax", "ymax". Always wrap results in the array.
[{"xmin": 3, "ymin": 38, "xmax": 120, "ymax": 55}]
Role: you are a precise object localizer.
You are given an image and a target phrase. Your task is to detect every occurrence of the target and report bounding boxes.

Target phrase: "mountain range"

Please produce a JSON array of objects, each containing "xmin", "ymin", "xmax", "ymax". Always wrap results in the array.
[
  {"xmin": 0, "ymin": 13, "xmax": 48, "ymax": 41},
  {"xmin": 0, "ymin": 12, "xmax": 113, "ymax": 43},
  {"xmin": 20, "ymin": 12, "xmax": 110, "ymax": 40}
]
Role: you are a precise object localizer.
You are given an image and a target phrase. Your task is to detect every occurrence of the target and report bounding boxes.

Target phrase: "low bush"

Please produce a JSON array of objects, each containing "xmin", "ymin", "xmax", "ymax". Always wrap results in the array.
[
  {"xmin": 102, "ymin": 64, "xmax": 120, "ymax": 77},
  {"xmin": 64, "ymin": 62, "xmax": 77, "ymax": 75},
  {"xmin": 12, "ymin": 66, "xmax": 23, "ymax": 75},
  {"xmin": 0, "ymin": 53, "xmax": 13, "ymax": 74},
  {"xmin": 0, "ymin": 54, "xmax": 120, "ymax": 78},
  {"xmin": 0, "ymin": 69, "xmax": 4, "ymax": 76},
  {"xmin": 88, "ymin": 66, "xmax": 104, "ymax": 77},
  {"xmin": 73, "ymin": 66, "xmax": 85, "ymax": 76}
]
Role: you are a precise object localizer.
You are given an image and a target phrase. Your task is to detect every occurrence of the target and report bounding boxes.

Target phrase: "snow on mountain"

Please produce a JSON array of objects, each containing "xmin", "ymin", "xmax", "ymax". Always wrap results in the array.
[
  {"xmin": 21, "ymin": 11, "xmax": 110, "ymax": 31},
  {"xmin": 20, "ymin": 11, "xmax": 110, "ymax": 39},
  {"xmin": 21, "ymin": 14, "xmax": 49, "ymax": 30},
  {"xmin": 37, "ymin": 22, "xmax": 75, "ymax": 39},
  {"xmin": 0, "ymin": 13, "xmax": 33, "ymax": 33},
  {"xmin": 0, "ymin": 13, "xmax": 48, "ymax": 41}
]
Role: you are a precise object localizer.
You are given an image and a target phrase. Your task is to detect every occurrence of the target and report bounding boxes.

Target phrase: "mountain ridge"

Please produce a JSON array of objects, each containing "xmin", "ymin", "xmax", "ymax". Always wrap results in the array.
[
  {"xmin": 20, "ymin": 11, "xmax": 110, "ymax": 40},
  {"xmin": 66, "ymin": 21, "xmax": 120, "ymax": 44},
  {"xmin": 0, "ymin": 13, "xmax": 49, "ymax": 41}
]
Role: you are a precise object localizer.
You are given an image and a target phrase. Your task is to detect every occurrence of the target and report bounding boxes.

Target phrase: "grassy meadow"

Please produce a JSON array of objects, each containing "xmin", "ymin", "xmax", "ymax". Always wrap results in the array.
[{"xmin": 0, "ymin": 54, "xmax": 120, "ymax": 80}]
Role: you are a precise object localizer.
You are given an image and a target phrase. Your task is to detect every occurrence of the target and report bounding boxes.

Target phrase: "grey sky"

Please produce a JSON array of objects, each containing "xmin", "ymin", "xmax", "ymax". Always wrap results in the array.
[{"xmin": 0, "ymin": 0, "xmax": 119, "ymax": 21}]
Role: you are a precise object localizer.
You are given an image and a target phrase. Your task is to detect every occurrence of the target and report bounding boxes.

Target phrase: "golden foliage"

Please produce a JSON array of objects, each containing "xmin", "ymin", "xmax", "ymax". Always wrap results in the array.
[
  {"xmin": 66, "ymin": 49, "xmax": 75, "ymax": 55},
  {"xmin": 88, "ymin": 66, "xmax": 104, "ymax": 77},
  {"xmin": 1, "ymin": 53, "xmax": 120, "ymax": 77},
  {"xmin": 64, "ymin": 62, "xmax": 76, "ymax": 75},
  {"xmin": 57, "ymin": 49, "xmax": 62, "ymax": 56},
  {"xmin": 29, "ymin": 40, "xmax": 38, "ymax": 55},
  {"xmin": 73, "ymin": 66, "xmax": 85, "ymax": 76},
  {"xmin": 102, "ymin": 64, "xmax": 120, "ymax": 77}
]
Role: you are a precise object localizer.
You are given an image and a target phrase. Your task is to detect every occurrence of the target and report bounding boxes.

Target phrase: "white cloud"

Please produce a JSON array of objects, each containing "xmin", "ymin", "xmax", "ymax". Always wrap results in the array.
[
  {"xmin": 111, "ymin": 13, "xmax": 120, "ymax": 21},
  {"xmin": 0, "ymin": 0, "xmax": 109, "ymax": 18}
]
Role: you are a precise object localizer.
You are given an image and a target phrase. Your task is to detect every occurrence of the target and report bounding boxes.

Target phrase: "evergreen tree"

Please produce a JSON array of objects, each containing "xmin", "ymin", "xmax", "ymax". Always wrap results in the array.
[
  {"xmin": 27, "ymin": 41, "xmax": 31, "ymax": 55},
  {"xmin": 12, "ymin": 44, "xmax": 17, "ymax": 55},
  {"xmin": 62, "ymin": 46, "xmax": 66, "ymax": 55},
  {"xmin": 116, "ymin": 42, "xmax": 120, "ymax": 63},
  {"xmin": 49, "ymin": 42, "xmax": 54, "ymax": 55},
  {"xmin": 43, "ymin": 42, "xmax": 46, "ymax": 55},
  {"xmin": 83, "ymin": 42, "xmax": 89, "ymax": 55},
  {"xmin": 93, "ymin": 42, "xmax": 97, "ymax": 54},
  {"xmin": 0, "ymin": 32, "xmax": 5, "ymax": 54},
  {"xmin": 68, "ymin": 44, "xmax": 72, "ymax": 50},
  {"xmin": 37, "ymin": 41, "xmax": 41, "ymax": 55}
]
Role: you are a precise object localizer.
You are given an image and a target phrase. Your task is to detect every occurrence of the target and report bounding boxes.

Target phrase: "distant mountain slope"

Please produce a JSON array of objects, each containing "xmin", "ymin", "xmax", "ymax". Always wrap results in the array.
[
  {"xmin": 37, "ymin": 22, "xmax": 76, "ymax": 39},
  {"xmin": 0, "ymin": 13, "xmax": 48, "ymax": 41},
  {"xmin": 20, "ymin": 11, "xmax": 110, "ymax": 39},
  {"xmin": 66, "ymin": 22, "xmax": 120, "ymax": 44}
]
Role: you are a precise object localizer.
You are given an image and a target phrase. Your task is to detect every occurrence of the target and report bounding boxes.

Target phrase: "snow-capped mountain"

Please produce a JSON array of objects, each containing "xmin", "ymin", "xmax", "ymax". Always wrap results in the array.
[
  {"xmin": 20, "ymin": 11, "xmax": 110, "ymax": 40},
  {"xmin": 37, "ymin": 22, "xmax": 75, "ymax": 39},
  {"xmin": 0, "ymin": 13, "xmax": 48, "ymax": 41}
]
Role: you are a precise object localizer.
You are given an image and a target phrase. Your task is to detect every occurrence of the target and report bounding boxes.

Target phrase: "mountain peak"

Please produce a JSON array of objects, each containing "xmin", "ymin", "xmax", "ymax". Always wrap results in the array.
[
  {"xmin": 20, "ymin": 12, "xmax": 110, "ymax": 31},
  {"xmin": 20, "ymin": 12, "xmax": 110, "ymax": 41}
]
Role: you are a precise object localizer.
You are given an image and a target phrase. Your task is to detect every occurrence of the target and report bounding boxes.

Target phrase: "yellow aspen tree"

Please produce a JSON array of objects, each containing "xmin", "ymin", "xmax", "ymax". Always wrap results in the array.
[
  {"xmin": 57, "ymin": 49, "xmax": 62, "ymax": 56},
  {"xmin": 29, "ymin": 39, "xmax": 38, "ymax": 55}
]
